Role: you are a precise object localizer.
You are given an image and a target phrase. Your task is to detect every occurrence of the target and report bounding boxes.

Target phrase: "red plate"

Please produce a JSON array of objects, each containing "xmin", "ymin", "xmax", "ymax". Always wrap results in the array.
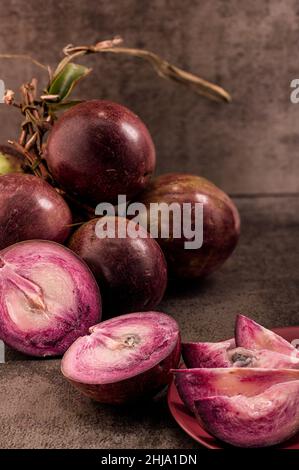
[{"xmin": 168, "ymin": 326, "xmax": 299, "ymax": 449}]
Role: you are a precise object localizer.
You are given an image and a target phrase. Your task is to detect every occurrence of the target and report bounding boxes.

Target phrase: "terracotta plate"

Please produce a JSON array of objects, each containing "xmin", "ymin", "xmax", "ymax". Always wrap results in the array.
[{"xmin": 167, "ymin": 326, "xmax": 299, "ymax": 449}]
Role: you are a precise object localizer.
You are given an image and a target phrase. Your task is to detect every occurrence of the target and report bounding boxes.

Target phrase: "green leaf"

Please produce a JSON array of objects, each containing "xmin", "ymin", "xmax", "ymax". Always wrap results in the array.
[{"xmin": 47, "ymin": 63, "xmax": 91, "ymax": 101}]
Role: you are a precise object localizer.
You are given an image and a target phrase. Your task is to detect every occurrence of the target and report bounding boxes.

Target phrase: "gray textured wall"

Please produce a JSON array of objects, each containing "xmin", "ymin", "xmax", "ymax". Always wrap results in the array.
[{"xmin": 0, "ymin": 0, "xmax": 298, "ymax": 195}]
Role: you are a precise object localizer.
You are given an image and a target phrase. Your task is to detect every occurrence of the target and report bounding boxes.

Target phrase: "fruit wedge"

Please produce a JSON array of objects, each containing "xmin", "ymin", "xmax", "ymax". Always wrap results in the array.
[
  {"xmin": 182, "ymin": 339, "xmax": 235, "ymax": 368},
  {"xmin": 173, "ymin": 367, "xmax": 299, "ymax": 411},
  {"xmin": 183, "ymin": 340, "xmax": 299, "ymax": 369},
  {"xmin": 235, "ymin": 314, "xmax": 299, "ymax": 357},
  {"xmin": 194, "ymin": 380, "xmax": 299, "ymax": 447}
]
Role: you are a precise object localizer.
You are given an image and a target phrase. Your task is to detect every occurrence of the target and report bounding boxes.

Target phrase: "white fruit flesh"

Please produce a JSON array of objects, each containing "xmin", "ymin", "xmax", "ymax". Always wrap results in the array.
[
  {"xmin": 3, "ymin": 262, "xmax": 76, "ymax": 331},
  {"xmin": 62, "ymin": 312, "xmax": 179, "ymax": 384}
]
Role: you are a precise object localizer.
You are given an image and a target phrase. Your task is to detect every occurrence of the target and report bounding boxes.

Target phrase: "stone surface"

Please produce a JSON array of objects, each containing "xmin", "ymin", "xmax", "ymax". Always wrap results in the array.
[
  {"xmin": 1, "ymin": 196, "xmax": 298, "ymax": 448},
  {"xmin": 0, "ymin": 0, "xmax": 299, "ymax": 194}
]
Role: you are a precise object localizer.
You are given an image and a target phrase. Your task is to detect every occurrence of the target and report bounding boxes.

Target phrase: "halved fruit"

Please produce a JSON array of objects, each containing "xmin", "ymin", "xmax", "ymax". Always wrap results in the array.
[
  {"xmin": 61, "ymin": 311, "xmax": 181, "ymax": 404},
  {"xmin": 173, "ymin": 367, "xmax": 299, "ymax": 411},
  {"xmin": 235, "ymin": 314, "xmax": 299, "ymax": 357},
  {"xmin": 0, "ymin": 240, "xmax": 101, "ymax": 356},
  {"xmin": 194, "ymin": 380, "xmax": 299, "ymax": 447}
]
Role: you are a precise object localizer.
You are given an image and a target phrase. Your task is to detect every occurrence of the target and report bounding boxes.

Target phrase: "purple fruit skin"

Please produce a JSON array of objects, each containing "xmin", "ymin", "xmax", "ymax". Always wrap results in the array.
[
  {"xmin": 68, "ymin": 217, "xmax": 168, "ymax": 315},
  {"xmin": 46, "ymin": 100, "xmax": 156, "ymax": 205},
  {"xmin": 0, "ymin": 174, "xmax": 72, "ymax": 250},
  {"xmin": 182, "ymin": 339, "xmax": 235, "ymax": 368},
  {"xmin": 138, "ymin": 173, "xmax": 240, "ymax": 279},
  {"xmin": 69, "ymin": 337, "xmax": 181, "ymax": 404},
  {"xmin": 194, "ymin": 381, "xmax": 299, "ymax": 447},
  {"xmin": 0, "ymin": 240, "xmax": 101, "ymax": 356}
]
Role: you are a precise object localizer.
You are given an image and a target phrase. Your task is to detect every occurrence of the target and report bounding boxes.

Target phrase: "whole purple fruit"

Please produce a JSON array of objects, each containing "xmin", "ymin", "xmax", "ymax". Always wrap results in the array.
[
  {"xmin": 138, "ymin": 173, "xmax": 240, "ymax": 279},
  {"xmin": 0, "ymin": 173, "xmax": 72, "ymax": 250},
  {"xmin": 68, "ymin": 217, "xmax": 167, "ymax": 315},
  {"xmin": 0, "ymin": 240, "xmax": 101, "ymax": 356},
  {"xmin": 45, "ymin": 100, "xmax": 156, "ymax": 205}
]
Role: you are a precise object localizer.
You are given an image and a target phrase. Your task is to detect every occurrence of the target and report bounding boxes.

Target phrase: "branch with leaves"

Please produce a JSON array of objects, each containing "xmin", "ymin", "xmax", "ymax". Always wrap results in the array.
[{"xmin": 0, "ymin": 36, "xmax": 231, "ymax": 215}]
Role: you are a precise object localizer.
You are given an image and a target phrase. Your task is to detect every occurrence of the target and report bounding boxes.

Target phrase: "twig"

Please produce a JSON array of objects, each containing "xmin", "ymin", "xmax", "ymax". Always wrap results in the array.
[{"xmin": 61, "ymin": 37, "xmax": 231, "ymax": 103}]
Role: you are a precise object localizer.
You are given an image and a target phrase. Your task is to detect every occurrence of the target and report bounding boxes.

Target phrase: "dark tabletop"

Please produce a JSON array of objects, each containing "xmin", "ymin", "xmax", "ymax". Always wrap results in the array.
[{"xmin": 1, "ymin": 195, "xmax": 298, "ymax": 449}]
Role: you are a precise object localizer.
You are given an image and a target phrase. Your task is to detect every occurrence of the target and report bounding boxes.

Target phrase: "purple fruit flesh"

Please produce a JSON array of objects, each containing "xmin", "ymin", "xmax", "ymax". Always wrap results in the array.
[
  {"xmin": 194, "ymin": 380, "xmax": 299, "ymax": 447},
  {"xmin": 46, "ymin": 100, "xmax": 156, "ymax": 205},
  {"xmin": 182, "ymin": 339, "xmax": 235, "ymax": 368},
  {"xmin": 0, "ymin": 240, "xmax": 101, "ymax": 356},
  {"xmin": 183, "ymin": 341, "xmax": 299, "ymax": 369},
  {"xmin": 137, "ymin": 173, "xmax": 240, "ymax": 279},
  {"xmin": 235, "ymin": 314, "xmax": 299, "ymax": 357},
  {"xmin": 173, "ymin": 367, "xmax": 299, "ymax": 411},
  {"xmin": 69, "ymin": 217, "xmax": 167, "ymax": 315},
  {"xmin": 0, "ymin": 173, "xmax": 72, "ymax": 250},
  {"xmin": 175, "ymin": 315, "xmax": 299, "ymax": 447},
  {"xmin": 61, "ymin": 311, "xmax": 180, "ymax": 404}
]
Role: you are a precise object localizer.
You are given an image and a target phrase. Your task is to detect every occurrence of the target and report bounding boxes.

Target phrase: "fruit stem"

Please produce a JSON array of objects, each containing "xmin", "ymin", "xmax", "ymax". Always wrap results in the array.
[
  {"xmin": 61, "ymin": 37, "xmax": 231, "ymax": 103},
  {"xmin": 0, "ymin": 36, "xmax": 231, "ymax": 220}
]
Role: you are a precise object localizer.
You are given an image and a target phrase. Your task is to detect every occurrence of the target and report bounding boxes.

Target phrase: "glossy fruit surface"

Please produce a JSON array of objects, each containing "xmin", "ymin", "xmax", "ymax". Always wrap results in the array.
[
  {"xmin": 69, "ymin": 217, "xmax": 167, "ymax": 315},
  {"xmin": 0, "ymin": 173, "xmax": 72, "ymax": 250},
  {"xmin": 46, "ymin": 100, "xmax": 156, "ymax": 205},
  {"xmin": 137, "ymin": 173, "xmax": 240, "ymax": 279},
  {"xmin": 0, "ymin": 240, "xmax": 101, "ymax": 356},
  {"xmin": 61, "ymin": 311, "xmax": 181, "ymax": 404}
]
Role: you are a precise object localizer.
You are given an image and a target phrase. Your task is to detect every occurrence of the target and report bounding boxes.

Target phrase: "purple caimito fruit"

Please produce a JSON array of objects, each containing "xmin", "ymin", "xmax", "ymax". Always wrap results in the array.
[
  {"xmin": 173, "ymin": 367, "xmax": 299, "ymax": 412},
  {"xmin": 61, "ymin": 311, "xmax": 181, "ymax": 404},
  {"xmin": 193, "ymin": 380, "xmax": 299, "ymax": 447},
  {"xmin": 183, "ymin": 341, "xmax": 299, "ymax": 369},
  {"xmin": 46, "ymin": 100, "xmax": 156, "ymax": 205},
  {"xmin": 235, "ymin": 314, "xmax": 299, "ymax": 357},
  {"xmin": 68, "ymin": 217, "xmax": 167, "ymax": 315},
  {"xmin": 182, "ymin": 339, "xmax": 235, "ymax": 368},
  {"xmin": 0, "ymin": 240, "xmax": 101, "ymax": 356},
  {"xmin": 0, "ymin": 173, "xmax": 72, "ymax": 250},
  {"xmin": 137, "ymin": 173, "xmax": 240, "ymax": 279}
]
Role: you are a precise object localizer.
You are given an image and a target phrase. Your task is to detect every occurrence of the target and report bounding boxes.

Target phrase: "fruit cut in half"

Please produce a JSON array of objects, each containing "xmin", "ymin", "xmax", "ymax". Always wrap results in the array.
[
  {"xmin": 194, "ymin": 380, "xmax": 299, "ymax": 447},
  {"xmin": 61, "ymin": 311, "xmax": 181, "ymax": 404},
  {"xmin": 235, "ymin": 314, "xmax": 299, "ymax": 357},
  {"xmin": 0, "ymin": 240, "xmax": 101, "ymax": 356},
  {"xmin": 173, "ymin": 367, "xmax": 299, "ymax": 411}
]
